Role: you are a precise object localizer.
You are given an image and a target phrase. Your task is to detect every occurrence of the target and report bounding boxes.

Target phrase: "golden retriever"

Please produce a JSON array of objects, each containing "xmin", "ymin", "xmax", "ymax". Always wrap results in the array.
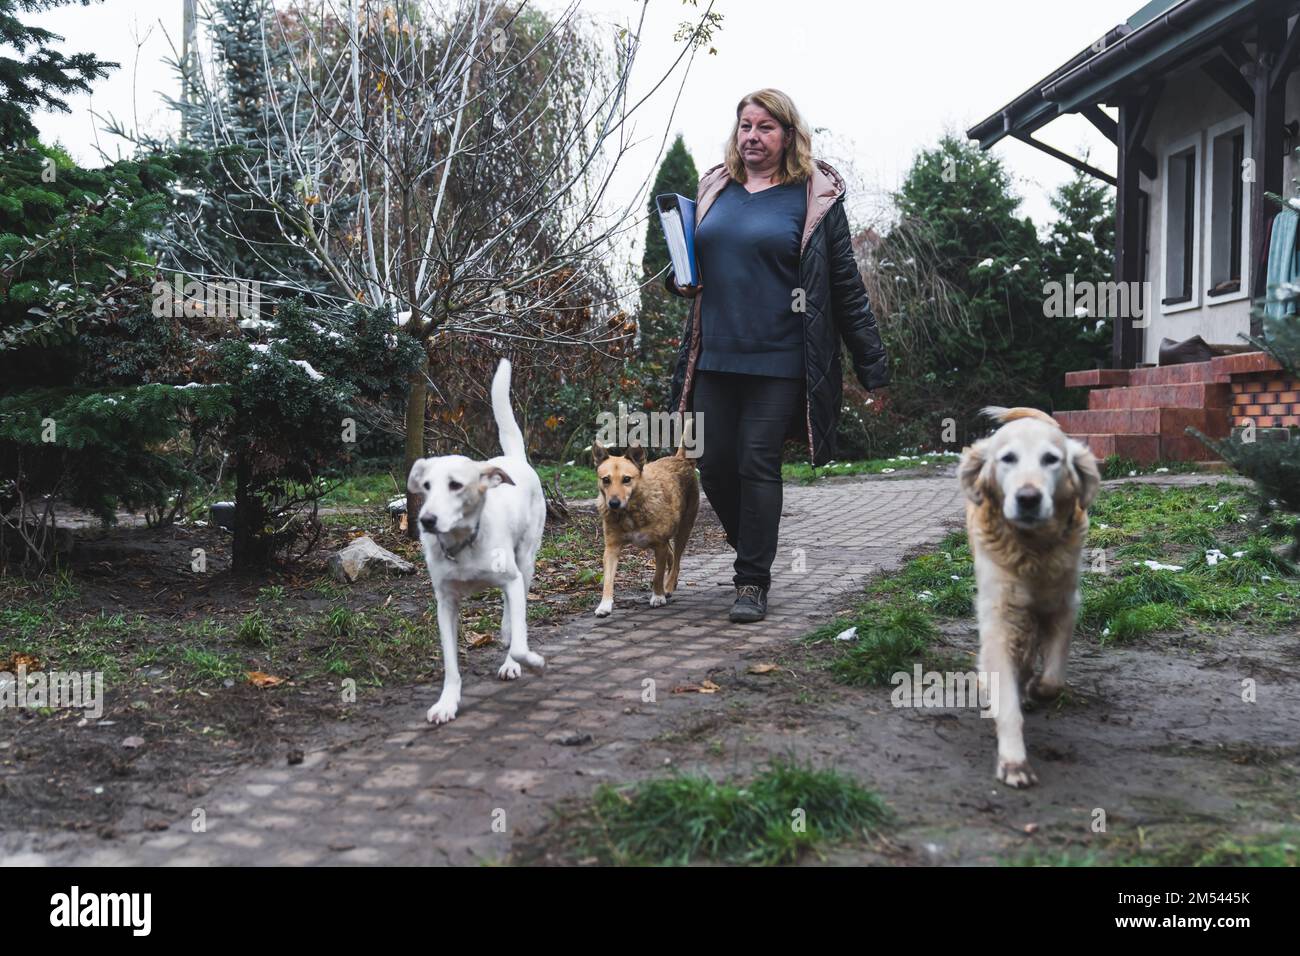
[{"xmin": 959, "ymin": 407, "xmax": 1101, "ymax": 787}]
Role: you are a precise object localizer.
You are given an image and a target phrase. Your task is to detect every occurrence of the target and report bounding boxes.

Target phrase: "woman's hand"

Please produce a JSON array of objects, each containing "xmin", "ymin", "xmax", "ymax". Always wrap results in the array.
[{"xmin": 677, "ymin": 283, "xmax": 703, "ymax": 298}]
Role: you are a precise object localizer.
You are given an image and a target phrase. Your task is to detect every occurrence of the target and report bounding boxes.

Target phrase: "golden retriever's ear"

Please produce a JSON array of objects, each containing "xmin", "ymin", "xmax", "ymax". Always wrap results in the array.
[
  {"xmin": 959, "ymin": 440, "xmax": 992, "ymax": 504},
  {"xmin": 1067, "ymin": 439, "xmax": 1101, "ymax": 510},
  {"xmin": 479, "ymin": 464, "xmax": 515, "ymax": 489},
  {"xmin": 592, "ymin": 441, "xmax": 609, "ymax": 467},
  {"xmin": 408, "ymin": 459, "xmax": 429, "ymax": 495}
]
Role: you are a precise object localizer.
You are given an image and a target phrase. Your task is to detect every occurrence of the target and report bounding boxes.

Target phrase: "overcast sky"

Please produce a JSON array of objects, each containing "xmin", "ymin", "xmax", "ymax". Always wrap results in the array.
[{"xmin": 28, "ymin": 0, "xmax": 1143, "ymax": 256}]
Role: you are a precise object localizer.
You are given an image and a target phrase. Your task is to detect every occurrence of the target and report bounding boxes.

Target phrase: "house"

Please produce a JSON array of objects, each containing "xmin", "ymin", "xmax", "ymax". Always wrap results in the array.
[{"xmin": 968, "ymin": 0, "xmax": 1300, "ymax": 462}]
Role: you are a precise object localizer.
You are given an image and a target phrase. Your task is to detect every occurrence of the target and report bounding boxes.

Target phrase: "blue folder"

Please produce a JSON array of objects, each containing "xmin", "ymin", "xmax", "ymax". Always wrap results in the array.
[{"xmin": 656, "ymin": 193, "xmax": 699, "ymax": 288}]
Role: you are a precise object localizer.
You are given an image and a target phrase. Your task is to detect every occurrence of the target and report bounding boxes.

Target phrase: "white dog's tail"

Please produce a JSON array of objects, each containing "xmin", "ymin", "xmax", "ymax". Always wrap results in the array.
[{"xmin": 492, "ymin": 358, "xmax": 527, "ymax": 460}]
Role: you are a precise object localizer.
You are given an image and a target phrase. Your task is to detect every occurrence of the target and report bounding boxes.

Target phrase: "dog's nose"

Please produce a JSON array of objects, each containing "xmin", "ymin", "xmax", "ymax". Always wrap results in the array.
[
  {"xmin": 608, "ymin": 498, "xmax": 622, "ymax": 509},
  {"xmin": 1015, "ymin": 488, "xmax": 1043, "ymax": 513},
  {"xmin": 419, "ymin": 516, "xmax": 437, "ymax": 533}
]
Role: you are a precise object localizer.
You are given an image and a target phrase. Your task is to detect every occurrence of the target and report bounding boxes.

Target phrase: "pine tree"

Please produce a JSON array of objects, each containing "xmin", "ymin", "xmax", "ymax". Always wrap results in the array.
[
  {"xmin": 0, "ymin": 0, "xmax": 113, "ymax": 148},
  {"xmin": 628, "ymin": 134, "xmax": 698, "ymax": 414},
  {"xmin": 1042, "ymin": 164, "xmax": 1116, "ymax": 392}
]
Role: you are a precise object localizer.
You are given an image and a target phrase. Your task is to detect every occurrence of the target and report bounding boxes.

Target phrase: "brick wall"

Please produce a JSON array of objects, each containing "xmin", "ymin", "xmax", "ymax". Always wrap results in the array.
[{"xmin": 1231, "ymin": 373, "xmax": 1300, "ymax": 427}]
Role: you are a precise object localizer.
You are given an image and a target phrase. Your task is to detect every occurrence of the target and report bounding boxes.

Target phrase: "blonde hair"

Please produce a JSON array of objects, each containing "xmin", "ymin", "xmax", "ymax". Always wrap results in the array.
[{"xmin": 723, "ymin": 88, "xmax": 815, "ymax": 185}]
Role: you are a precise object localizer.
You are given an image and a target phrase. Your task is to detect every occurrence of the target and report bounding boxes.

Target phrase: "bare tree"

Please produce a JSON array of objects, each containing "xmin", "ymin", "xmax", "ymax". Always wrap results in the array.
[{"xmin": 172, "ymin": 0, "xmax": 719, "ymax": 531}]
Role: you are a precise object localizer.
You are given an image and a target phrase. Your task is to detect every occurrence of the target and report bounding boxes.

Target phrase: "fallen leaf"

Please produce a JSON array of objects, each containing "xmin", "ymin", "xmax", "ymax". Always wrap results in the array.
[
  {"xmin": 699, "ymin": 680, "xmax": 720, "ymax": 694},
  {"xmin": 467, "ymin": 631, "xmax": 495, "ymax": 648},
  {"xmin": 747, "ymin": 663, "xmax": 778, "ymax": 675},
  {"xmin": 122, "ymin": 736, "xmax": 145, "ymax": 749},
  {"xmin": 1022, "ymin": 823, "xmax": 1039, "ymax": 835},
  {"xmin": 246, "ymin": 671, "xmax": 285, "ymax": 688},
  {"xmin": 2, "ymin": 652, "xmax": 40, "ymax": 672}
]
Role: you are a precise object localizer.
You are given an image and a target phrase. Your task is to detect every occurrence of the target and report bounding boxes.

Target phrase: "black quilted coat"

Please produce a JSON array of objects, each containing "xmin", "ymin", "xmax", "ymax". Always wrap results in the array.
[{"xmin": 666, "ymin": 160, "xmax": 889, "ymax": 465}]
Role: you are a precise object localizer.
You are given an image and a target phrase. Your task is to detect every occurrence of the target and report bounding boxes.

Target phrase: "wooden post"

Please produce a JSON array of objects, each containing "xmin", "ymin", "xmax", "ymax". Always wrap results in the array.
[
  {"xmin": 1115, "ymin": 95, "xmax": 1144, "ymax": 369},
  {"xmin": 1251, "ymin": 14, "xmax": 1287, "ymax": 336}
]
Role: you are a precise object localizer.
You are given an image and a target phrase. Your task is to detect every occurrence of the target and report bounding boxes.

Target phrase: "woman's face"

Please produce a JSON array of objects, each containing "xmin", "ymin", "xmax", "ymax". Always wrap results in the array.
[{"xmin": 736, "ymin": 103, "xmax": 788, "ymax": 174}]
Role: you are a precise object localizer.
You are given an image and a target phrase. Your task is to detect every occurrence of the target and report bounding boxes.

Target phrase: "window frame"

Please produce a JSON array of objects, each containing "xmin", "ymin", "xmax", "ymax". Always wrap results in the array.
[
  {"xmin": 1160, "ymin": 131, "xmax": 1203, "ymax": 315},
  {"xmin": 1204, "ymin": 112, "xmax": 1253, "ymax": 306}
]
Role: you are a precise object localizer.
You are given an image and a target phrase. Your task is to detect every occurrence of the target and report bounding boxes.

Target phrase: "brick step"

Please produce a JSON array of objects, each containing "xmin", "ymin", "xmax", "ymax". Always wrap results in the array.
[
  {"xmin": 1055, "ymin": 407, "xmax": 1230, "ymax": 438},
  {"xmin": 1071, "ymin": 434, "xmax": 1160, "ymax": 462},
  {"xmin": 1065, "ymin": 353, "xmax": 1279, "ymax": 390},
  {"xmin": 1127, "ymin": 361, "xmax": 1223, "ymax": 386},
  {"xmin": 1070, "ymin": 433, "xmax": 1221, "ymax": 464},
  {"xmin": 1088, "ymin": 382, "xmax": 1231, "ymax": 410}
]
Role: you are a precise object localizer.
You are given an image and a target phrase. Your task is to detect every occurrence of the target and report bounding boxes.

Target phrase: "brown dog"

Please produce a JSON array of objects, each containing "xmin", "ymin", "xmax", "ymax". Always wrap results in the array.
[
  {"xmin": 959, "ymin": 406, "xmax": 1101, "ymax": 788},
  {"xmin": 592, "ymin": 440, "xmax": 699, "ymax": 617}
]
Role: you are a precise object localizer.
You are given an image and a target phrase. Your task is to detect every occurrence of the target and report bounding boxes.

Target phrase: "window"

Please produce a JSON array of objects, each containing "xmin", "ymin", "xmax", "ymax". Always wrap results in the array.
[
  {"xmin": 1206, "ymin": 115, "xmax": 1252, "ymax": 302},
  {"xmin": 1161, "ymin": 135, "xmax": 1201, "ymax": 311}
]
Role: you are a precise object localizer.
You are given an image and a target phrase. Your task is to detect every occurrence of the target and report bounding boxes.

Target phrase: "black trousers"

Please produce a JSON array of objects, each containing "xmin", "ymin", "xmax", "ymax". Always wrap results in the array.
[{"xmin": 693, "ymin": 370, "xmax": 804, "ymax": 590}]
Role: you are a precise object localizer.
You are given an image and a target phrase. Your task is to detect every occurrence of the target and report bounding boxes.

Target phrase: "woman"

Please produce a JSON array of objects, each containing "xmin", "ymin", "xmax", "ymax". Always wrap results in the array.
[{"xmin": 666, "ymin": 88, "xmax": 889, "ymax": 624}]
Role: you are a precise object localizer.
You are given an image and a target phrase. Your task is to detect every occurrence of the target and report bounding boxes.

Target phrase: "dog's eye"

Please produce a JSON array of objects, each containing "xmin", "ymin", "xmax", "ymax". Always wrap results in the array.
[
  {"xmin": 449, "ymin": 480, "xmax": 462, "ymax": 491},
  {"xmin": 1042, "ymin": 453, "xmax": 1060, "ymax": 466},
  {"xmin": 622, "ymin": 476, "xmax": 632, "ymax": 484},
  {"xmin": 601, "ymin": 475, "xmax": 610, "ymax": 484},
  {"xmin": 1000, "ymin": 453, "xmax": 1018, "ymax": 465}
]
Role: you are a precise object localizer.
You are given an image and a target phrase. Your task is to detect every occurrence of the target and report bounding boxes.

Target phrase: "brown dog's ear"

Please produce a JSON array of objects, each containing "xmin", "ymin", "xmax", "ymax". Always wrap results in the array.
[
  {"xmin": 592, "ymin": 441, "xmax": 609, "ymax": 467},
  {"xmin": 479, "ymin": 464, "xmax": 515, "ymax": 489},
  {"xmin": 408, "ymin": 459, "xmax": 429, "ymax": 494},
  {"xmin": 959, "ymin": 440, "xmax": 992, "ymax": 504},
  {"xmin": 626, "ymin": 442, "xmax": 646, "ymax": 469},
  {"xmin": 1067, "ymin": 439, "xmax": 1101, "ymax": 510}
]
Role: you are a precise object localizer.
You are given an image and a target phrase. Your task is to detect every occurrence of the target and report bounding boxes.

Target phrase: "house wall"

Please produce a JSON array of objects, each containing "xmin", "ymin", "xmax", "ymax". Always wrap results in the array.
[{"xmin": 1137, "ymin": 60, "xmax": 1300, "ymax": 364}]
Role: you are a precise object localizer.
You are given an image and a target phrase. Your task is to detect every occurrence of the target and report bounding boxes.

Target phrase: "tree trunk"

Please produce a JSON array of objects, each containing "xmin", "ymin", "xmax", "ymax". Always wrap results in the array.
[
  {"xmin": 403, "ymin": 351, "xmax": 429, "ymax": 540},
  {"xmin": 231, "ymin": 451, "xmax": 268, "ymax": 572}
]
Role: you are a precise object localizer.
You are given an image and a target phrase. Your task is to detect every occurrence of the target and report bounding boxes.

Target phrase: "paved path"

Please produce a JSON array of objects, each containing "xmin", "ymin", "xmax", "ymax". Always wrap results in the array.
[{"xmin": 18, "ymin": 476, "xmax": 967, "ymax": 865}]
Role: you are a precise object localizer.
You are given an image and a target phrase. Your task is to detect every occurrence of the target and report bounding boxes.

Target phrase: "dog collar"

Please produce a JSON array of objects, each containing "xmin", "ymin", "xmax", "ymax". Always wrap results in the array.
[{"xmin": 437, "ymin": 520, "xmax": 480, "ymax": 561}]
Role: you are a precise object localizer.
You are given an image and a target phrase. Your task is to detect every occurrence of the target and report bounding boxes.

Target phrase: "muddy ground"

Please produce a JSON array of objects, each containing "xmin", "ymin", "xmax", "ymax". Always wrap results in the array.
[{"xmin": 2, "ymin": 471, "xmax": 1298, "ymax": 865}]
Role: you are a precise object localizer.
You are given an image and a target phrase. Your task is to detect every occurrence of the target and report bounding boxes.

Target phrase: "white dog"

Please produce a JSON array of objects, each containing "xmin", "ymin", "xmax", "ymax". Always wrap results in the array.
[
  {"xmin": 408, "ymin": 358, "xmax": 546, "ymax": 724},
  {"xmin": 959, "ymin": 407, "xmax": 1100, "ymax": 788}
]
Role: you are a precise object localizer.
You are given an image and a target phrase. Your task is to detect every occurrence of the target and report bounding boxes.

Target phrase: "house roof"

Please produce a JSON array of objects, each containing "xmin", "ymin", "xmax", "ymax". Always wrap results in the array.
[{"xmin": 966, "ymin": 0, "xmax": 1287, "ymax": 150}]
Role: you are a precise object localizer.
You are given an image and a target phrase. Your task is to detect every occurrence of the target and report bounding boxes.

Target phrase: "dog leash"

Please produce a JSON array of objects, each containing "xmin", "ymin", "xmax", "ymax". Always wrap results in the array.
[{"xmin": 438, "ymin": 519, "xmax": 481, "ymax": 561}]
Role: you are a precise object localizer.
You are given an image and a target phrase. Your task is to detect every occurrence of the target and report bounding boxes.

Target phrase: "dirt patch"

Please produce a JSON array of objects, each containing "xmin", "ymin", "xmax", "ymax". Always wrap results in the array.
[{"xmin": 0, "ymin": 502, "xmax": 730, "ymax": 842}]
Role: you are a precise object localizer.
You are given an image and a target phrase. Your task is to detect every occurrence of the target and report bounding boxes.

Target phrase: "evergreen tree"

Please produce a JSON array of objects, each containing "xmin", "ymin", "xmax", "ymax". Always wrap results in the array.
[
  {"xmin": 1042, "ymin": 163, "xmax": 1117, "ymax": 403},
  {"xmin": 0, "ymin": 0, "xmax": 113, "ymax": 148},
  {"xmin": 875, "ymin": 135, "xmax": 1047, "ymax": 444},
  {"xmin": 628, "ymin": 134, "xmax": 698, "ymax": 414}
]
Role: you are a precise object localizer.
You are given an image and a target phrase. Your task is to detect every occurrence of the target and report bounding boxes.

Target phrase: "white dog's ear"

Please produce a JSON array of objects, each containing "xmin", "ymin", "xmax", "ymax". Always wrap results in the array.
[
  {"xmin": 479, "ymin": 464, "xmax": 515, "ymax": 489},
  {"xmin": 959, "ymin": 440, "xmax": 992, "ymax": 504},
  {"xmin": 1067, "ymin": 439, "xmax": 1101, "ymax": 510},
  {"xmin": 626, "ymin": 442, "xmax": 646, "ymax": 468},
  {"xmin": 408, "ymin": 459, "xmax": 429, "ymax": 494},
  {"xmin": 592, "ymin": 441, "xmax": 609, "ymax": 467}
]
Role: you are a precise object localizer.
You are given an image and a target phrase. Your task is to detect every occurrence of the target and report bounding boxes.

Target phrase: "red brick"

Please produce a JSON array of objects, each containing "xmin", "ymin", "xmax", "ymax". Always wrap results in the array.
[
  {"xmin": 1244, "ymin": 405, "xmax": 1265, "ymax": 416},
  {"xmin": 1279, "ymin": 391, "xmax": 1299, "ymax": 403},
  {"xmin": 1257, "ymin": 416, "xmax": 1279, "ymax": 426},
  {"xmin": 1243, "ymin": 381, "xmax": 1265, "ymax": 393},
  {"xmin": 1213, "ymin": 351, "xmax": 1285, "ymax": 375}
]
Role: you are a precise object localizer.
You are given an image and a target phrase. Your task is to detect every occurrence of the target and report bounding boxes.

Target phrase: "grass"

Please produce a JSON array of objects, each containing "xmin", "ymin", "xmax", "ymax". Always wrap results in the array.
[
  {"xmin": 806, "ymin": 531, "xmax": 972, "ymax": 685},
  {"xmin": 782, "ymin": 451, "xmax": 958, "ymax": 485},
  {"xmin": 1098, "ymin": 456, "xmax": 1209, "ymax": 481},
  {"xmin": 809, "ymin": 482, "xmax": 1300, "ymax": 683},
  {"xmin": 562, "ymin": 760, "xmax": 891, "ymax": 865},
  {"xmin": 1007, "ymin": 828, "xmax": 1300, "ymax": 867},
  {"xmin": 1081, "ymin": 482, "xmax": 1300, "ymax": 642}
]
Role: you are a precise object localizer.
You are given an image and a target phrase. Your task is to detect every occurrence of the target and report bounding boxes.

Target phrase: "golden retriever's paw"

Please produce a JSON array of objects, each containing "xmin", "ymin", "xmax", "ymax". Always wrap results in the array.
[
  {"xmin": 1025, "ymin": 676, "xmax": 1065, "ymax": 705},
  {"xmin": 498, "ymin": 657, "xmax": 522, "ymax": 680},
  {"xmin": 649, "ymin": 593, "xmax": 667, "ymax": 608},
  {"xmin": 427, "ymin": 696, "xmax": 459, "ymax": 724},
  {"xmin": 594, "ymin": 599, "xmax": 613, "ymax": 617},
  {"xmin": 997, "ymin": 758, "xmax": 1038, "ymax": 789}
]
